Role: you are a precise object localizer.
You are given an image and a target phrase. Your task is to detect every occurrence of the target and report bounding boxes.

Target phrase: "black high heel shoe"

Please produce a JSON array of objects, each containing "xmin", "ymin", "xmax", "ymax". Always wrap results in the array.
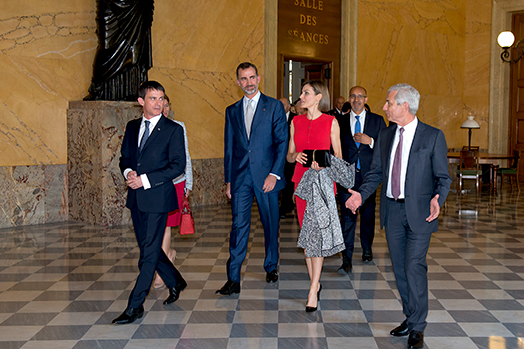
[{"xmin": 305, "ymin": 284, "xmax": 322, "ymax": 312}]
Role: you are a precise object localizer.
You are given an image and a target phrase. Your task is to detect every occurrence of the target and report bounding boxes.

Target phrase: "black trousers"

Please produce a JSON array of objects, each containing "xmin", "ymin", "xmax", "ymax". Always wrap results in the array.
[
  {"xmin": 128, "ymin": 204, "xmax": 184, "ymax": 308},
  {"xmin": 338, "ymin": 171, "xmax": 376, "ymax": 261}
]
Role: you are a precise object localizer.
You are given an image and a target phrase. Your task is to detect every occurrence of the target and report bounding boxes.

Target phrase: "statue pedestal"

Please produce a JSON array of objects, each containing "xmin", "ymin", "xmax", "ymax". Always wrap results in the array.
[{"xmin": 67, "ymin": 101, "xmax": 141, "ymax": 226}]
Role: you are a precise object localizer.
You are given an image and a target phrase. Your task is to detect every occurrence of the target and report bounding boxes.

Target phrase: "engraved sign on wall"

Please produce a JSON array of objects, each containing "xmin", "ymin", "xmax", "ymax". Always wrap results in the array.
[{"xmin": 278, "ymin": 0, "xmax": 341, "ymax": 60}]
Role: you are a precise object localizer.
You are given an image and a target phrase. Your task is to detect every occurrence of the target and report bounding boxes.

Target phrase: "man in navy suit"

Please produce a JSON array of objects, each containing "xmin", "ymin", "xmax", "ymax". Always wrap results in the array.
[
  {"xmin": 279, "ymin": 97, "xmax": 296, "ymax": 219},
  {"xmin": 346, "ymin": 84, "xmax": 451, "ymax": 349},
  {"xmin": 337, "ymin": 86, "xmax": 386, "ymax": 273},
  {"xmin": 217, "ymin": 62, "xmax": 288, "ymax": 295},
  {"xmin": 114, "ymin": 81, "xmax": 187, "ymax": 324}
]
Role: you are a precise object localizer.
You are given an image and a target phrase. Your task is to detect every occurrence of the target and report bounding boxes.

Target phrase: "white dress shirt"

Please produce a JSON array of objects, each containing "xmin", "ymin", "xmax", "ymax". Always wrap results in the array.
[
  {"xmin": 123, "ymin": 114, "xmax": 162, "ymax": 190},
  {"xmin": 349, "ymin": 110, "xmax": 375, "ymax": 149}
]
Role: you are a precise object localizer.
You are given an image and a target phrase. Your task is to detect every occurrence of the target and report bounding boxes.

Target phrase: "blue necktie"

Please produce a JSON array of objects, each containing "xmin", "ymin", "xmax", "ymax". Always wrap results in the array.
[
  {"xmin": 355, "ymin": 115, "xmax": 361, "ymax": 169},
  {"xmin": 139, "ymin": 120, "xmax": 150, "ymax": 152}
]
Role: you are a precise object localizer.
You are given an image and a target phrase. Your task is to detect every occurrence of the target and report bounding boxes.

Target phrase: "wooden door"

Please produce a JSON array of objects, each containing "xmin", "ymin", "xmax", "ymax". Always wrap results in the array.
[
  {"xmin": 509, "ymin": 13, "xmax": 524, "ymax": 180},
  {"xmin": 304, "ymin": 63, "xmax": 333, "ymax": 109}
]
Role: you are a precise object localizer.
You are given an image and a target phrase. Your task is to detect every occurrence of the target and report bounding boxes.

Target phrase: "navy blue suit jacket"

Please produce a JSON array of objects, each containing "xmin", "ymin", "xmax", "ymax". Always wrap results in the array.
[
  {"xmin": 358, "ymin": 121, "xmax": 452, "ymax": 233},
  {"xmin": 338, "ymin": 111, "xmax": 387, "ymax": 176},
  {"xmin": 119, "ymin": 115, "xmax": 186, "ymax": 213},
  {"xmin": 224, "ymin": 93, "xmax": 288, "ymax": 193}
]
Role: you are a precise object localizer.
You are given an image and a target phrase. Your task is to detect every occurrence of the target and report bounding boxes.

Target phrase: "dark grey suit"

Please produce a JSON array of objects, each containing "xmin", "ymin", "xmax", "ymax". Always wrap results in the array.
[{"xmin": 358, "ymin": 120, "xmax": 451, "ymax": 331}]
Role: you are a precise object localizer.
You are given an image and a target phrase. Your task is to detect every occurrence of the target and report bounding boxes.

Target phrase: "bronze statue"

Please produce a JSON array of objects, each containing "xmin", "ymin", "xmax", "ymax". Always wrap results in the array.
[{"xmin": 85, "ymin": 0, "xmax": 154, "ymax": 101}]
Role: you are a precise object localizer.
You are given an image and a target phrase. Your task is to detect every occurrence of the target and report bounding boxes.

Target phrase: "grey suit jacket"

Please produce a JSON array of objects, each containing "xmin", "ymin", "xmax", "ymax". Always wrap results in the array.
[{"xmin": 358, "ymin": 121, "xmax": 452, "ymax": 233}]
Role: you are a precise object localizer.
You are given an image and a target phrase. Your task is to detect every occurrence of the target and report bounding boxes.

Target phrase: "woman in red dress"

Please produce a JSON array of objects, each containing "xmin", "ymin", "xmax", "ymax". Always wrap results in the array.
[
  {"xmin": 153, "ymin": 95, "xmax": 193, "ymax": 288},
  {"xmin": 287, "ymin": 80, "xmax": 342, "ymax": 312}
]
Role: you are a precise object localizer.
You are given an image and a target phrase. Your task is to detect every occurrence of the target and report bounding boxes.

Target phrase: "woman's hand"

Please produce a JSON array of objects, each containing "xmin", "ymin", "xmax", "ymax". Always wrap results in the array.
[{"xmin": 295, "ymin": 152, "xmax": 307, "ymax": 165}]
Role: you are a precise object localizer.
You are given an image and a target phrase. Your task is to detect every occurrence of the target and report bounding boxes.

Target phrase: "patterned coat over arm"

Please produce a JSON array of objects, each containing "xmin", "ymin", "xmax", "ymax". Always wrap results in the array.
[{"xmin": 295, "ymin": 156, "xmax": 355, "ymax": 257}]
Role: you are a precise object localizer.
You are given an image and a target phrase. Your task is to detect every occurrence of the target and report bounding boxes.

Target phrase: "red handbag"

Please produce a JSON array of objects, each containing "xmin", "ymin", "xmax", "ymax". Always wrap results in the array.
[{"xmin": 179, "ymin": 196, "xmax": 195, "ymax": 235}]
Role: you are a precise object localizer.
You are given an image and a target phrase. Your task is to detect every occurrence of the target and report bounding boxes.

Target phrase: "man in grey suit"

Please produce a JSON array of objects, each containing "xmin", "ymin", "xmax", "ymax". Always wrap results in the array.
[{"xmin": 345, "ymin": 84, "xmax": 451, "ymax": 349}]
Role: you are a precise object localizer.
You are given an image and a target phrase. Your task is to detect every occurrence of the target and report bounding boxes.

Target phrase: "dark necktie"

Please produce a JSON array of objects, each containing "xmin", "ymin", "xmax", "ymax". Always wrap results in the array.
[
  {"xmin": 391, "ymin": 127, "xmax": 404, "ymax": 200},
  {"xmin": 139, "ymin": 120, "xmax": 150, "ymax": 152},
  {"xmin": 355, "ymin": 114, "xmax": 361, "ymax": 169}
]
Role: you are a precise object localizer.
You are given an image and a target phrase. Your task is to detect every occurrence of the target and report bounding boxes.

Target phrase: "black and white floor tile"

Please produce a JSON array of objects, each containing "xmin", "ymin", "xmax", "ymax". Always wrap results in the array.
[{"xmin": 1, "ymin": 188, "xmax": 524, "ymax": 348}]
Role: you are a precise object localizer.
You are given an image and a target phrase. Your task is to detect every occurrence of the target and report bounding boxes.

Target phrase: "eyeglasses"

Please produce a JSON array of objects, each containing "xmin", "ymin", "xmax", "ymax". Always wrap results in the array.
[{"xmin": 349, "ymin": 94, "xmax": 367, "ymax": 100}]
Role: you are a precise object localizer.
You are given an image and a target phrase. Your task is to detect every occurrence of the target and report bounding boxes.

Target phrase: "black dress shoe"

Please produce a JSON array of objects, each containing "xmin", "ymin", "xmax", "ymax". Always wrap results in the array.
[
  {"xmin": 362, "ymin": 249, "xmax": 373, "ymax": 262},
  {"xmin": 163, "ymin": 278, "xmax": 187, "ymax": 305},
  {"xmin": 266, "ymin": 268, "xmax": 278, "ymax": 283},
  {"xmin": 337, "ymin": 259, "xmax": 352, "ymax": 274},
  {"xmin": 390, "ymin": 319, "xmax": 409, "ymax": 337},
  {"xmin": 215, "ymin": 280, "xmax": 241, "ymax": 295},
  {"xmin": 408, "ymin": 330, "xmax": 424, "ymax": 349},
  {"xmin": 112, "ymin": 306, "xmax": 144, "ymax": 324}
]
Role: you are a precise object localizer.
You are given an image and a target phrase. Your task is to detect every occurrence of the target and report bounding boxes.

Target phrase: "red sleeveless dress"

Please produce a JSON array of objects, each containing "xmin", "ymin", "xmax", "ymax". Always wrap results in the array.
[{"xmin": 292, "ymin": 113, "xmax": 335, "ymax": 226}]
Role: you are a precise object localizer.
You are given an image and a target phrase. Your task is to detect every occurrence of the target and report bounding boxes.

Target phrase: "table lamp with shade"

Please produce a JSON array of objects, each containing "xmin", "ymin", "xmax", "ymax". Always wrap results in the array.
[{"xmin": 461, "ymin": 116, "xmax": 480, "ymax": 150}]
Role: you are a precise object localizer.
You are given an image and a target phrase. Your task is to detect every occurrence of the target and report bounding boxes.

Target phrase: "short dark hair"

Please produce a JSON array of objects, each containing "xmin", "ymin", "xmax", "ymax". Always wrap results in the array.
[
  {"xmin": 138, "ymin": 80, "xmax": 165, "ymax": 99},
  {"xmin": 236, "ymin": 62, "xmax": 258, "ymax": 79},
  {"xmin": 342, "ymin": 101, "xmax": 351, "ymax": 113}
]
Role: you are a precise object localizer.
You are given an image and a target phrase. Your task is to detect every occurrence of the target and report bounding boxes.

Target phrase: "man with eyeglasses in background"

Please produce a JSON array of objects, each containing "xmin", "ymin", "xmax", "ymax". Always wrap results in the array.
[{"xmin": 336, "ymin": 86, "xmax": 386, "ymax": 273}]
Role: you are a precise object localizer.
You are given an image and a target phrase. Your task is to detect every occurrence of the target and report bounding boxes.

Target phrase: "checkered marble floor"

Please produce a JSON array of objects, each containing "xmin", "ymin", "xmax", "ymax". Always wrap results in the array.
[{"xmin": 1, "ymin": 188, "xmax": 524, "ymax": 348}]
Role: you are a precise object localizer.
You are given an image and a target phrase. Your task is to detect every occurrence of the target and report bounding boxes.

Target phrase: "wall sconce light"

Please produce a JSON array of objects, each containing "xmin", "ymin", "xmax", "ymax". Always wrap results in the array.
[
  {"xmin": 461, "ymin": 116, "xmax": 480, "ymax": 150},
  {"xmin": 497, "ymin": 31, "xmax": 524, "ymax": 63}
]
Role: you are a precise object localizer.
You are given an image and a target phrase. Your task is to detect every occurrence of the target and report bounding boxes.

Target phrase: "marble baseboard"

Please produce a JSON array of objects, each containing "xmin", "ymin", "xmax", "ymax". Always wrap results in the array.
[
  {"xmin": 191, "ymin": 158, "xmax": 228, "ymax": 207},
  {"xmin": 0, "ymin": 165, "xmax": 68, "ymax": 228}
]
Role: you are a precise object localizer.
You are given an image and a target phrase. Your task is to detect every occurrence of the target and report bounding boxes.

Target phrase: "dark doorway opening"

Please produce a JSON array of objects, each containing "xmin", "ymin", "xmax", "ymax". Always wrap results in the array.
[{"xmin": 280, "ymin": 58, "xmax": 333, "ymax": 110}]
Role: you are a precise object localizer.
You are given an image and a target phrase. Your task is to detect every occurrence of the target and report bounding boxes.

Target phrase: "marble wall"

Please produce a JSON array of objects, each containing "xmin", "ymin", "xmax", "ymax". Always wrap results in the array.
[
  {"xmin": 0, "ymin": 3, "xmax": 97, "ymax": 167},
  {"xmin": 0, "ymin": 0, "xmax": 510, "ymax": 227},
  {"xmin": 357, "ymin": 0, "xmax": 490, "ymax": 150},
  {"xmin": 0, "ymin": 164, "xmax": 67, "ymax": 228},
  {"xmin": 148, "ymin": 0, "xmax": 265, "ymax": 161}
]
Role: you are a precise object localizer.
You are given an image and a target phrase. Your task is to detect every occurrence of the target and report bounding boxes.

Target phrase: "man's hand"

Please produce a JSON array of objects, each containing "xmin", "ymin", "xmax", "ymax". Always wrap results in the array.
[
  {"xmin": 426, "ymin": 194, "xmax": 440, "ymax": 222},
  {"xmin": 311, "ymin": 161, "xmax": 323, "ymax": 171},
  {"xmin": 126, "ymin": 174, "xmax": 143, "ymax": 190},
  {"xmin": 354, "ymin": 132, "xmax": 372, "ymax": 145},
  {"xmin": 345, "ymin": 188, "xmax": 362, "ymax": 213},
  {"xmin": 226, "ymin": 182, "xmax": 231, "ymax": 199},
  {"xmin": 263, "ymin": 175, "xmax": 277, "ymax": 193}
]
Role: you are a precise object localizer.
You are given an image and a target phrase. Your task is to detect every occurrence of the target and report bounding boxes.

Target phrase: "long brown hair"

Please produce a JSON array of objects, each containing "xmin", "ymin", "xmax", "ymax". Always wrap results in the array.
[{"xmin": 302, "ymin": 80, "xmax": 330, "ymax": 112}]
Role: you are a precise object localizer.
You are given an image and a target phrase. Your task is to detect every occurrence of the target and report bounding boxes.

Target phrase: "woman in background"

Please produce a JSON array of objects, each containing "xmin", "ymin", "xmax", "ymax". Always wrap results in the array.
[
  {"xmin": 153, "ymin": 95, "xmax": 193, "ymax": 288},
  {"xmin": 286, "ymin": 81, "xmax": 342, "ymax": 311}
]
